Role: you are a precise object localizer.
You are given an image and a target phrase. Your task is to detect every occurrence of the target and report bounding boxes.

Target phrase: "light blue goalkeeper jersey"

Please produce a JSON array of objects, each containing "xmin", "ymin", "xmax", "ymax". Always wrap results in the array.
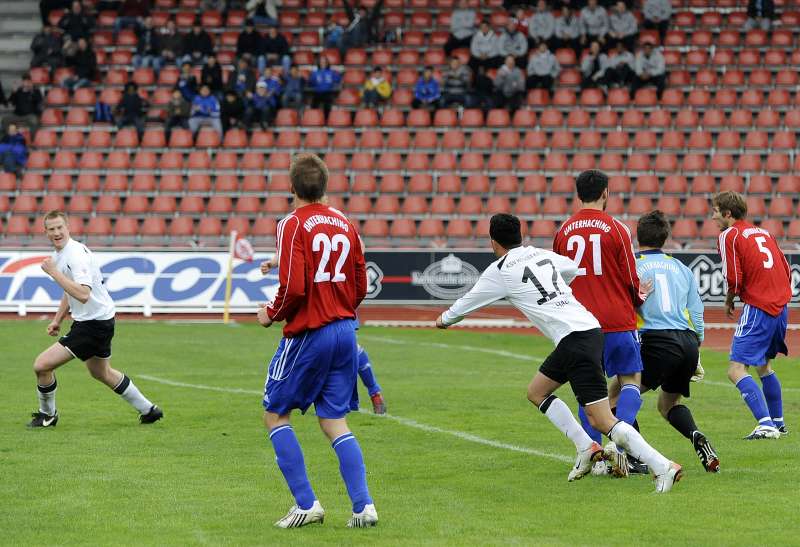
[{"xmin": 635, "ymin": 250, "xmax": 704, "ymax": 342}]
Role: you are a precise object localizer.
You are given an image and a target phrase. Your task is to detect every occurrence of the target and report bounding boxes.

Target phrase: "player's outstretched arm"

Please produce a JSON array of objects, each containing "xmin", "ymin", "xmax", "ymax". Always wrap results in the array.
[
  {"xmin": 437, "ymin": 268, "xmax": 507, "ymax": 329},
  {"xmin": 40, "ymin": 258, "xmax": 90, "ymax": 304}
]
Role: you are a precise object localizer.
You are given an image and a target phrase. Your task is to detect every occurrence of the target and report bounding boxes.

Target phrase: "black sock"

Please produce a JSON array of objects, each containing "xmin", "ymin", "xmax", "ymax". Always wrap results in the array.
[
  {"xmin": 666, "ymin": 405, "xmax": 698, "ymax": 440},
  {"xmin": 611, "ymin": 406, "xmax": 640, "ymax": 431}
]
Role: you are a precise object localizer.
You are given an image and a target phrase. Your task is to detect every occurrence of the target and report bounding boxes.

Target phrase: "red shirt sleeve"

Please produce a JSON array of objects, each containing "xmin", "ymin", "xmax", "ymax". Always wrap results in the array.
[
  {"xmin": 267, "ymin": 216, "xmax": 306, "ymax": 322},
  {"xmin": 612, "ymin": 219, "xmax": 644, "ymax": 306},
  {"xmin": 717, "ymin": 227, "xmax": 742, "ymax": 294},
  {"xmin": 353, "ymin": 237, "xmax": 367, "ymax": 308}
]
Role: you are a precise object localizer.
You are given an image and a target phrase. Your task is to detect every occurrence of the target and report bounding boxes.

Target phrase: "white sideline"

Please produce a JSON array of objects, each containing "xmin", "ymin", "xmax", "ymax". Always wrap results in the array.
[
  {"xmin": 137, "ymin": 374, "xmax": 571, "ymax": 463},
  {"xmin": 358, "ymin": 334, "xmax": 545, "ymax": 363}
]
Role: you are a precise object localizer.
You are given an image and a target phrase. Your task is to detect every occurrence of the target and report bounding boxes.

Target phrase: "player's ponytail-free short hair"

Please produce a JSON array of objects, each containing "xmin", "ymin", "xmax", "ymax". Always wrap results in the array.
[
  {"xmin": 43, "ymin": 210, "xmax": 68, "ymax": 226},
  {"xmin": 712, "ymin": 191, "xmax": 747, "ymax": 220},
  {"xmin": 489, "ymin": 213, "xmax": 522, "ymax": 249},
  {"xmin": 637, "ymin": 210, "xmax": 670, "ymax": 248},
  {"xmin": 289, "ymin": 153, "xmax": 328, "ymax": 202},
  {"xmin": 575, "ymin": 170, "xmax": 608, "ymax": 203}
]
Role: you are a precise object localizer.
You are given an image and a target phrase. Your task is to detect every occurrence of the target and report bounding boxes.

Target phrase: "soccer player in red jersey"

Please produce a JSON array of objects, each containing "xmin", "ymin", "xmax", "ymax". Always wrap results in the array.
[
  {"xmin": 257, "ymin": 154, "xmax": 377, "ymax": 528},
  {"xmin": 553, "ymin": 170, "xmax": 651, "ymax": 476},
  {"xmin": 713, "ymin": 191, "xmax": 792, "ymax": 440}
]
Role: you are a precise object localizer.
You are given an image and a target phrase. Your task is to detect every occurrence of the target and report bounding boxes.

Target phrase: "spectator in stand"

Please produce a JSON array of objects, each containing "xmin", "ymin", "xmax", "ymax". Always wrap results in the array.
[
  {"xmin": 339, "ymin": 0, "xmax": 384, "ymax": 56},
  {"xmin": 514, "ymin": 8, "xmax": 530, "ymax": 39},
  {"xmin": 176, "ymin": 61, "xmax": 198, "ymax": 101},
  {"xmin": 181, "ymin": 24, "xmax": 214, "ymax": 66},
  {"xmin": 412, "ymin": 66, "xmax": 441, "ymax": 110},
  {"xmin": 189, "ymin": 84, "xmax": 222, "ymax": 137},
  {"xmin": 59, "ymin": 1, "xmax": 95, "ymax": 43},
  {"xmin": 159, "ymin": 19, "xmax": 183, "ymax": 66},
  {"xmin": 165, "ymin": 89, "xmax": 190, "ymax": 139},
  {"xmin": 236, "ymin": 20, "xmax": 264, "ymax": 71},
  {"xmin": 469, "ymin": 21, "xmax": 500, "ymax": 72},
  {"xmin": 257, "ymin": 68, "xmax": 283, "ymax": 115},
  {"xmin": 744, "ymin": 0, "xmax": 775, "ymax": 31},
  {"xmin": 308, "ymin": 56, "xmax": 341, "ymax": 116},
  {"xmin": 114, "ymin": 0, "xmax": 150, "ymax": 37},
  {"xmin": 608, "ymin": 2, "xmax": 638, "ymax": 52},
  {"xmin": 362, "ymin": 67, "xmax": 392, "ymax": 108},
  {"xmin": 630, "ymin": 41, "xmax": 666, "ymax": 98},
  {"xmin": 0, "ymin": 124, "xmax": 28, "ymax": 175},
  {"xmin": 30, "ymin": 24, "xmax": 64, "ymax": 72},
  {"xmin": 262, "ymin": 26, "xmax": 291, "ymax": 74},
  {"xmin": 498, "ymin": 20, "xmax": 528, "ymax": 68},
  {"xmin": 528, "ymin": 0, "xmax": 556, "ymax": 49},
  {"xmin": 39, "ymin": 0, "xmax": 70, "ymax": 26},
  {"xmin": 228, "ymin": 57, "xmax": 256, "ymax": 97},
  {"xmin": 470, "ymin": 64, "xmax": 495, "ymax": 111},
  {"xmin": 245, "ymin": 80, "xmax": 276, "ymax": 129},
  {"xmin": 600, "ymin": 41, "xmax": 635, "ymax": 87},
  {"xmin": 493, "ymin": 55, "xmax": 525, "ymax": 111},
  {"xmin": 323, "ymin": 15, "xmax": 344, "ymax": 49},
  {"xmin": 201, "ymin": 55, "xmax": 224, "ymax": 97},
  {"xmin": 221, "ymin": 89, "xmax": 245, "ymax": 133},
  {"xmin": 3, "ymin": 75, "xmax": 43, "ymax": 135},
  {"xmin": 62, "ymin": 37, "xmax": 96, "ymax": 91},
  {"xmin": 441, "ymin": 56, "xmax": 472, "ymax": 107},
  {"xmin": 642, "ymin": 0, "xmax": 672, "ymax": 43},
  {"xmin": 282, "ymin": 65, "xmax": 305, "ymax": 110},
  {"xmin": 580, "ymin": 0, "xmax": 609, "ymax": 48},
  {"xmin": 554, "ymin": 6, "xmax": 581, "ymax": 56},
  {"xmin": 526, "ymin": 42, "xmax": 560, "ymax": 92},
  {"xmin": 246, "ymin": 0, "xmax": 278, "ymax": 26},
  {"xmin": 580, "ymin": 40, "xmax": 607, "ymax": 89},
  {"xmin": 115, "ymin": 82, "xmax": 146, "ymax": 138},
  {"xmin": 444, "ymin": 0, "xmax": 477, "ymax": 56},
  {"xmin": 133, "ymin": 16, "xmax": 162, "ymax": 73}
]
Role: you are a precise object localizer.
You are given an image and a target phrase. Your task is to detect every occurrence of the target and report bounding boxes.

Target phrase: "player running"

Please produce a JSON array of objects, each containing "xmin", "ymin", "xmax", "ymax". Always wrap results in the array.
[
  {"xmin": 28, "ymin": 211, "xmax": 163, "ymax": 427},
  {"xmin": 257, "ymin": 154, "xmax": 377, "ymax": 528},
  {"xmin": 260, "ymin": 259, "xmax": 386, "ymax": 414},
  {"xmin": 712, "ymin": 191, "xmax": 791, "ymax": 440},
  {"xmin": 436, "ymin": 214, "xmax": 682, "ymax": 493},
  {"xmin": 634, "ymin": 211, "xmax": 719, "ymax": 472},
  {"xmin": 553, "ymin": 170, "xmax": 650, "ymax": 476}
]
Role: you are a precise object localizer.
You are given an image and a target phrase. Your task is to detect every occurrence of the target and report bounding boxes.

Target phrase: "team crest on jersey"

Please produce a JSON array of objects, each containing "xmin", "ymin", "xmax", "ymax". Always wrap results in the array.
[
  {"xmin": 411, "ymin": 254, "xmax": 480, "ymax": 299},
  {"xmin": 365, "ymin": 262, "xmax": 383, "ymax": 299}
]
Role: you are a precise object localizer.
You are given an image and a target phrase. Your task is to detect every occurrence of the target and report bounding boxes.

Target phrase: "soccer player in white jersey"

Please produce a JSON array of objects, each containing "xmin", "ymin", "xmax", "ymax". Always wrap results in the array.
[
  {"xmin": 28, "ymin": 211, "xmax": 163, "ymax": 427},
  {"xmin": 435, "ymin": 214, "xmax": 682, "ymax": 492}
]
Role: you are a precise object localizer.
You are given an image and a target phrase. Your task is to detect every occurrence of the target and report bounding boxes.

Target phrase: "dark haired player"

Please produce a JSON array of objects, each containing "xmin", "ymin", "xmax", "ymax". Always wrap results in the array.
[{"xmin": 436, "ymin": 214, "xmax": 682, "ymax": 493}]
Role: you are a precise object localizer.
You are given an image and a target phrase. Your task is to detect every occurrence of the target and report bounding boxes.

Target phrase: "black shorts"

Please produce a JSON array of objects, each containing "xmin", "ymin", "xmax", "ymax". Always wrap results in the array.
[
  {"xmin": 59, "ymin": 318, "xmax": 115, "ymax": 361},
  {"xmin": 640, "ymin": 330, "xmax": 699, "ymax": 397},
  {"xmin": 539, "ymin": 328, "xmax": 608, "ymax": 406}
]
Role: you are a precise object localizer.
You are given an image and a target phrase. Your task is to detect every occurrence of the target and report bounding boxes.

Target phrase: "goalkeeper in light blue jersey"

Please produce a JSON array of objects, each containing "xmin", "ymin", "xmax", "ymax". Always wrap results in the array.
[{"xmin": 633, "ymin": 211, "xmax": 720, "ymax": 473}]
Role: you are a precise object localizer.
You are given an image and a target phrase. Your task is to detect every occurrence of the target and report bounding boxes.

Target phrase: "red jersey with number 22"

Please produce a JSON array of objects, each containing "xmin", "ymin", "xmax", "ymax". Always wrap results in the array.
[
  {"xmin": 267, "ymin": 203, "xmax": 367, "ymax": 338},
  {"xmin": 717, "ymin": 220, "xmax": 791, "ymax": 316},
  {"xmin": 553, "ymin": 208, "xmax": 644, "ymax": 332}
]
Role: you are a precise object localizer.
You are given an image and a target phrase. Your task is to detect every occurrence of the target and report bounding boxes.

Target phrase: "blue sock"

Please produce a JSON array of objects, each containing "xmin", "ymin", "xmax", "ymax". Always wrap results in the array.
[
  {"xmin": 578, "ymin": 405, "xmax": 602, "ymax": 444},
  {"xmin": 760, "ymin": 372, "xmax": 784, "ymax": 428},
  {"xmin": 735, "ymin": 376, "xmax": 775, "ymax": 428},
  {"xmin": 357, "ymin": 347, "xmax": 381, "ymax": 397},
  {"xmin": 615, "ymin": 384, "xmax": 643, "ymax": 426},
  {"xmin": 269, "ymin": 425, "xmax": 316, "ymax": 510},
  {"xmin": 332, "ymin": 432, "xmax": 372, "ymax": 513}
]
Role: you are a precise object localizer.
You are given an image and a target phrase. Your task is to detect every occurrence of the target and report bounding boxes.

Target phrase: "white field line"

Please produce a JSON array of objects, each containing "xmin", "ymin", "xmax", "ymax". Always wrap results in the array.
[
  {"xmin": 358, "ymin": 334, "xmax": 545, "ymax": 363},
  {"xmin": 138, "ymin": 374, "xmax": 570, "ymax": 463}
]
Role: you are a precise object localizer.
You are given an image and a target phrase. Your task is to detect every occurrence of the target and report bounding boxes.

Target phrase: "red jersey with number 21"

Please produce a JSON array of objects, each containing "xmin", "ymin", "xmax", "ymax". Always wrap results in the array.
[
  {"xmin": 267, "ymin": 203, "xmax": 367, "ymax": 338},
  {"xmin": 717, "ymin": 220, "xmax": 791, "ymax": 316},
  {"xmin": 553, "ymin": 208, "xmax": 644, "ymax": 332}
]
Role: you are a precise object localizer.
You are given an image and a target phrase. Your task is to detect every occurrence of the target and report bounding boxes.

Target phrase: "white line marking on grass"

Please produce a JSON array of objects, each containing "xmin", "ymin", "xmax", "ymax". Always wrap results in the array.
[
  {"xmin": 359, "ymin": 334, "xmax": 545, "ymax": 363},
  {"xmin": 138, "ymin": 375, "xmax": 570, "ymax": 463}
]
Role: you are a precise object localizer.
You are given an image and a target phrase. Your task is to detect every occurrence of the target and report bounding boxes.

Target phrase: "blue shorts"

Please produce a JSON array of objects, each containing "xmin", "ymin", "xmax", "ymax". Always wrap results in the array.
[
  {"xmin": 730, "ymin": 304, "xmax": 788, "ymax": 367},
  {"xmin": 602, "ymin": 330, "xmax": 643, "ymax": 378},
  {"xmin": 263, "ymin": 318, "xmax": 359, "ymax": 419}
]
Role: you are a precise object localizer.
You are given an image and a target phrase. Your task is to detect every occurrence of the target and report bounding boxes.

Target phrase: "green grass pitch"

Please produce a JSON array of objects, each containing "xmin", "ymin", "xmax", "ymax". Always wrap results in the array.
[{"xmin": 1, "ymin": 320, "xmax": 798, "ymax": 546}]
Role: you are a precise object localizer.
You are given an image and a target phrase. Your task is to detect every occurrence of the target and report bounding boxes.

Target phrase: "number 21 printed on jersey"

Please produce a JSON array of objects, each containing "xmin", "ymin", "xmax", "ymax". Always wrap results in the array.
[{"xmin": 566, "ymin": 234, "xmax": 602, "ymax": 276}]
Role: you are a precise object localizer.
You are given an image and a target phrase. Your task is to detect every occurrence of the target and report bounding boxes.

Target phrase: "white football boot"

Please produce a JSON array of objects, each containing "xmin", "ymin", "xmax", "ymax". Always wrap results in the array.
[
  {"xmin": 347, "ymin": 504, "xmax": 378, "ymax": 528},
  {"xmin": 603, "ymin": 442, "xmax": 629, "ymax": 478},
  {"xmin": 654, "ymin": 462, "xmax": 683, "ymax": 494},
  {"xmin": 743, "ymin": 424, "xmax": 781, "ymax": 440},
  {"xmin": 567, "ymin": 441, "xmax": 604, "ymax": 482},
  {"xmin": 274, "ymin": 500, "xmax": 325, "ymax": 528}
]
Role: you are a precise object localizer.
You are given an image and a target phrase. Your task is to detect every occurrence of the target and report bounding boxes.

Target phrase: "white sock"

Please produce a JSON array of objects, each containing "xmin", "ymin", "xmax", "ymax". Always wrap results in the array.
[
  {"xmin": 608, "ymin": 421, "xmax": 670, "ymax": 475},
  {"xmin": 540, "ymin": 396, "xmax": 594, "ymax": 452},
  {"xmin": 113, "ymin": 375, "xmax": 154, "ymax": 414},
  {"xmin": 37, "ymin": 378, "xmax": 57, "ymax": 415}
]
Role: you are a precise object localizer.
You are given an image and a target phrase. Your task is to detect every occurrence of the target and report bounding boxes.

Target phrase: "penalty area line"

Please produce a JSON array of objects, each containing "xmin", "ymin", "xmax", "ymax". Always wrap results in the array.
[{"xmin": 138, "ymin": 374, "xmax": 570, "ymax": 464}]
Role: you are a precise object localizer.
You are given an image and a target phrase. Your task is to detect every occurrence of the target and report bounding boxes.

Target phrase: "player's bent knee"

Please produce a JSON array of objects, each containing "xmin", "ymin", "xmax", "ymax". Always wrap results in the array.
[
  {"xmin": 727, "ymin": 361, "xmax": 748, "ymax": 383},
  {"xmin": 756, "ymin": 364, "xmax": 772, "ymax": 377}
]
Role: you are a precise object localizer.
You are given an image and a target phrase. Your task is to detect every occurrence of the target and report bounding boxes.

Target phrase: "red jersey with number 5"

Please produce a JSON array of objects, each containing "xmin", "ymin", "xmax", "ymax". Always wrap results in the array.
[
  {"xmin": 553, "ymin": 208, "xmax": 644, "ymax": 332},
  {"xmin": 717, "ymin": 220, "xmax": 791, "ymax": 316},
  {"xmin": 267, "ymin": 203, "xmax": 367, "ymax": 337}
]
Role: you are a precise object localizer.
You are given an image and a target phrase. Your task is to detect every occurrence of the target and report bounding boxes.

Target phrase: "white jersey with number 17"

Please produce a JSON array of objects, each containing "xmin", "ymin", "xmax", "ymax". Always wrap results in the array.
[{"xmin": 440, "ymin": 246, "xmax": 601, "ymax": 345}]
